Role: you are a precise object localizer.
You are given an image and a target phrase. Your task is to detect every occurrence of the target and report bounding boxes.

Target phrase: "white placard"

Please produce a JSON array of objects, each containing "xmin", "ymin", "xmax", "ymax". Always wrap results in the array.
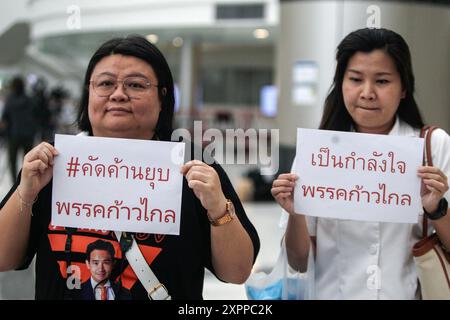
[
  {"xmin": 52, "ymin": 134, "xmax": 185, "ymax": 234},
  {"xmin": 294, "ymin": 128, "xmax": 424, "ymax": 223}
]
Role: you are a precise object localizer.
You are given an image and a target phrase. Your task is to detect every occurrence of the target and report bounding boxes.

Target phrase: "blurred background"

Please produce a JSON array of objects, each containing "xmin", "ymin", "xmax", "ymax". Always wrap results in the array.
[{"xmin": 0, "ymin": 0, "xmax": 448, "ymax": 299}]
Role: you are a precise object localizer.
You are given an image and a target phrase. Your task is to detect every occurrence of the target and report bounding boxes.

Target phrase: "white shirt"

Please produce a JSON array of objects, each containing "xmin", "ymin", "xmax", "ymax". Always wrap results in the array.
[
  {"xmin": 90, "ymin": 278, "xmax": 115, "ymax": 300},
  {"xmin": 280, "ymin": 119, "xmax": 450, "ymax": 299}
]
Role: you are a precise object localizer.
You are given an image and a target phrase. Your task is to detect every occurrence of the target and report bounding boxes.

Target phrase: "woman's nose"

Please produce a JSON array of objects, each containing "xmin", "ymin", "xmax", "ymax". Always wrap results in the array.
[
  {"xmin": 109, "ymin": 82, "xmax": 129, "ymax": 101},
  {"xmin": 360, "ymin": 82, "xmax": 376, "ymax": 100}
]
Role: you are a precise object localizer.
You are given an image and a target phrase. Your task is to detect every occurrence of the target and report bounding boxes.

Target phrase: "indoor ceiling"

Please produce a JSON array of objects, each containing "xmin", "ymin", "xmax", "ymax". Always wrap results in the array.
[{"xmin": 36, "ymin": 24, "xmax": 277, "ymax": 60}]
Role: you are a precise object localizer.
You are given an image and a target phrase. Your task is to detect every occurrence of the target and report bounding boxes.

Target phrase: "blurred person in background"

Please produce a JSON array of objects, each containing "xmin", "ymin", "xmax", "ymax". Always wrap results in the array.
[
  {"xmin": 0, "ymin": 89, "xmax": 6, "ymax": 140},
  {"xmin": 47, "ymin": 86, "xmax": 67, "ymax": 138},
  {"xmin": 1, "ymin": 76, "xmax": 38, "ymax": 182},
  {"xmin": 31, "ymin": 78, "xmax": 51, "ymax": 142},
  {"xmin": 58, "ymin": 91, "xmax": 78, "ymax": 135}
]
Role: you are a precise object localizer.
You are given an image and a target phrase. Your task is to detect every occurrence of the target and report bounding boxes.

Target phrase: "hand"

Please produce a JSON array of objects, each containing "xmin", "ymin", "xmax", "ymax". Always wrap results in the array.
[
  {"xmin": 181, "ymin": 160, "xmax": 227, "ymax": 219},
  {"xmin": 271, "ymin": 173, "xmax": 298, "ymax": 215},
  {"xmin": 418, "ymin": 166, "xmax": 449, "ymax": 213},
  {"xmin": 19, "ymin": 142, "xmax": 59, "ymax": 202}
]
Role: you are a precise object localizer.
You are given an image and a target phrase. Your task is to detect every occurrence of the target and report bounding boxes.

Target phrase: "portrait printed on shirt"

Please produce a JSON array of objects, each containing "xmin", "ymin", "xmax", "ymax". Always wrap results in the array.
[
  {"xmin": 79, "ymin": 239, "xmax": 131, "ymax": 300},
  {"xmin": 48, "ymin": 225, "xmax": 164, "ymax": 300}
]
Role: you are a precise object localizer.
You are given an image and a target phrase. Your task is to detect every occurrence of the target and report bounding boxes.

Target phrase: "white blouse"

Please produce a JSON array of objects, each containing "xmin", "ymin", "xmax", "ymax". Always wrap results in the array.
[{"xmin": 280, "ymin": 119, "xmax": 450, "ymax": 299}]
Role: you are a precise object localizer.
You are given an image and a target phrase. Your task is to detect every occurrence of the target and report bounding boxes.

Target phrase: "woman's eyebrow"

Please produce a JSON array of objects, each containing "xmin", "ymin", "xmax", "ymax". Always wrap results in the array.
[
  {"xmin": 124, "ymin": 72, "xmax": 149, "ymax": 78},
  {"xmin": 347, "ymin": 69, "xmax": 362, "ymax": 74},
  {"xmin": 95, "ymin": 71, "xmax": 116, "ymax": 77},
  {"xmin": 93, "ymin": 71, "xmax": 149, "ymax": 78},
  {"xmin": 374, "ymin": 72, "xmax": 393, "ymax": 76},
  {"xmin": 347, "ymin": 69, "xmax": 393, "ymax": 76}
]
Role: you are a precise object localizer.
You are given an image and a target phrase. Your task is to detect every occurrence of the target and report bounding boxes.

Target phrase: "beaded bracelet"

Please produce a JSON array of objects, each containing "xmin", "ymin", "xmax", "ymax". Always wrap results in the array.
[{"xmin": 16, "ymin": 187, "xmax": 38, "ymax": 216}]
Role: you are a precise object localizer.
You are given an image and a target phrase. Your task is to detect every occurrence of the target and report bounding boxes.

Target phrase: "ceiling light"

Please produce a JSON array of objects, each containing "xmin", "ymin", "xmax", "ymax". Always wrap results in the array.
[
  {"xmin": 253, "ymin": 28, "xmax": 269, "ymax": 39},
  {"xmin": 172, "ymin": 37, "xmax": 183, "ymax": 47},
  {"xmin": 146, "ymin": 34, "xmax": 159, "ymax": 44}
]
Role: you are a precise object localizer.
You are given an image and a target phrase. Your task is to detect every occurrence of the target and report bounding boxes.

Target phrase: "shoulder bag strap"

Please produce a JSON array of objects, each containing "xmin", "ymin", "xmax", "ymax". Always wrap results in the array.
[
  {"xmin": 420, "ymin": 126, "xmax": 439, "ymax": 239},
  {"xmin": 114, "ymin": 231, "xmax": 171, "ymax": 300}
]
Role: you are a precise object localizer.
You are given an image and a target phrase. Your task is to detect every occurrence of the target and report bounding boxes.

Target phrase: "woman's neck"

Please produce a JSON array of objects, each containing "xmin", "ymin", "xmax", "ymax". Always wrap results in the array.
[{"xmin": 354, "ymin": 119, "xmax": 396, "ymax": 135}]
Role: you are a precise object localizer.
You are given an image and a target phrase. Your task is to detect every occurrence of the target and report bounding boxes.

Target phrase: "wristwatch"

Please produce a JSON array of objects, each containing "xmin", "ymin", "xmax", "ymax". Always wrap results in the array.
[
  {"xmin": 424, "ymin": 198, "xmax": 448, "ymax": 220},
  {"xmin": 209, "ymin": 199, "xmax": 235, "ymax": 226}
]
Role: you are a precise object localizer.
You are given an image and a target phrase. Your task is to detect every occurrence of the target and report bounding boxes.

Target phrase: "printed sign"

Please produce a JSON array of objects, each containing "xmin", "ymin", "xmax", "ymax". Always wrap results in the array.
[
  {"xmin": 294, "ymin": 128, "xmax": 424, "ymax": 223},
  {"xmin": 52, "ymin": 134, "xmax": 185, "ymax": 234}
]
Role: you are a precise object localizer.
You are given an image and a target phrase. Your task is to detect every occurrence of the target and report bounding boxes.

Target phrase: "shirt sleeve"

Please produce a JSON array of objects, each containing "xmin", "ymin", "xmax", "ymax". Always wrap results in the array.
[{"xmin": 279, "ymin": 208, "xmax": 317, "ymax": 236}]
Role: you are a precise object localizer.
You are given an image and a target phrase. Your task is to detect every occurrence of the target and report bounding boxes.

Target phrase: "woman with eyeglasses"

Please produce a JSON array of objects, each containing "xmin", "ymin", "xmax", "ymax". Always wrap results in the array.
[{"xmin": 0, "ymin": 35, "xmax": 259, "ymax": 300}]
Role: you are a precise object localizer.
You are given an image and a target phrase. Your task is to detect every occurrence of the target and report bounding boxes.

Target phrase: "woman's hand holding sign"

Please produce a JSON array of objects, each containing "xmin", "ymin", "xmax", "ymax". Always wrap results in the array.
[
  {"xmin": 418, "ymin": 166, "xmax": 449, "ymax": 213},
  {"xmin": 20, "ymin": 142, "xmax": 59, "ymax": 202},
  {"xmin": 181, "ymin": 160, "xmax": 227, "ymax": 220},
  {"xmin": 181, "ymin": 160, "xmax": 254, "ymax": 283},
  {"xmin": 271, "ymin": 173, "xmax": 298, "ymax": 215},
  {"xmin": 0, "ymin": 142, "xmax": 58, "ymax": 271}
]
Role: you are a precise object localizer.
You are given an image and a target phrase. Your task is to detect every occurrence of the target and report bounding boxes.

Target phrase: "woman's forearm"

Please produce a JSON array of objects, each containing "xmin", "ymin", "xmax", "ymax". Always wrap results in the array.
[
  {"xmin": 210, "ymin": 216, "xmax": 254, "ymax": 284},
  {"xmin": 285, "ymin": 213, "xmax": 311, "ymax": 272},
  {"xmin": 431, "ymin": 209, "xmax": 450, "ymax": 250},
  {"xmin": 0, "ymin": 190, "xmax": 32, "ymax": 271}
]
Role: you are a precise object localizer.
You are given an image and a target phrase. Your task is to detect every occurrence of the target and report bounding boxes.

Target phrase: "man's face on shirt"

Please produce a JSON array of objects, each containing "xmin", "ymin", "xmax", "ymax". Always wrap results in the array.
[{"xmin": 86, "ymin": 249, "xmax": 113, "ymax": 283}]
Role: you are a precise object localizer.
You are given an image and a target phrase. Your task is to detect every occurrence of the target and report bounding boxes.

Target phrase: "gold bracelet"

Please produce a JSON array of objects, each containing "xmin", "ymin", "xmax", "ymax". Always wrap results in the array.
[{"xmin": 16, "ymin": 187, "xmax": 38, "ymax": 216}]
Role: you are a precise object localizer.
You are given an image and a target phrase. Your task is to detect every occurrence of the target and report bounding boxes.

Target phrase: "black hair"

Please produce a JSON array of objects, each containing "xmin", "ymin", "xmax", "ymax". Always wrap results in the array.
[
  {"xmin": 76, "ymin": 35, "xmax": 175, "ymax": 141},
  {"xmin": 9, "ymin": 76, "xmax": 25, "ymax": 96},
  {"xmin": 319, "ymin": 28, "xmax": 424, "ymax": 131},
  {"xmin": 86, "ymin": 240, "xmax": 115, "ymax": 262}
]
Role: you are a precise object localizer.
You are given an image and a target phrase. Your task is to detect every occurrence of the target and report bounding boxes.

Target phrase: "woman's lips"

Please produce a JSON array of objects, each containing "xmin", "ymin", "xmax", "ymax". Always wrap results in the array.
[
  {"xmin": 357, "ymin": 105, "xmax": 379, "ymax": 111},
  {"xmin": 106, "ymin": 107, "xmax": 132, "ymax": 113}
]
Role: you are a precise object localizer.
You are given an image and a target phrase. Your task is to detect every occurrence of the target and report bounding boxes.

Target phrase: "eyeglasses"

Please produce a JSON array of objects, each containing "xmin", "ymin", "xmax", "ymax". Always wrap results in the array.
[{"xmin": 90, "ymin": 75, "xmax": 160, "ymax": 98}]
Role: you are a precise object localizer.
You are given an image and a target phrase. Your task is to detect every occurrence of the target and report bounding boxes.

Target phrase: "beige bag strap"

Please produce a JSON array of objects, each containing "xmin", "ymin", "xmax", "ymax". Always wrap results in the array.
[
  {"xmin": 114, "ymin": 231, "xmax": 171, "ymax": 300},
  {"xmin": 420, "ymin": 125, "xmax": 439, "ymax": 239}
]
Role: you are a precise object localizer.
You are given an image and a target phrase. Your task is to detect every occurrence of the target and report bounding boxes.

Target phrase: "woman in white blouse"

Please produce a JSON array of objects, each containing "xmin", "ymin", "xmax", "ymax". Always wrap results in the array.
[{"xmin": 271, "ymin": 28, "xmax": 450, "ymax": 299}]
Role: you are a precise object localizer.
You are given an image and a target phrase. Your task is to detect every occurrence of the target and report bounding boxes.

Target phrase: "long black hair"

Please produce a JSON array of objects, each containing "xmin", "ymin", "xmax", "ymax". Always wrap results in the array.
[
  {"xmin": 76, "ymin": 35, "xmax": 175, "ymax": 141},
  {"xmin": 319, "ymin": 28, "xmax": 424, "ymax": 131}
]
